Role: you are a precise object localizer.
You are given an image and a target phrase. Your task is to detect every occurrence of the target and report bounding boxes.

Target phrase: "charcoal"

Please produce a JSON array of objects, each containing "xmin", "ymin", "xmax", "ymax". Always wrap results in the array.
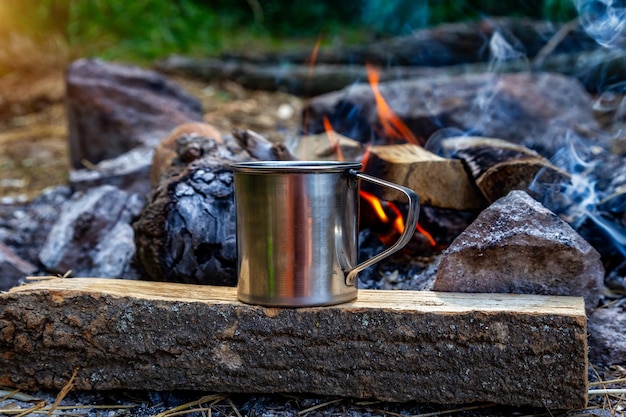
[
  {"xmin": 69, "ymin": 146, "xmax": 154, "ymax": 196},
  {"xmin": 0, "ymin": 185, "xmax": 72, "ymax": 264},
  {"xmin": 0, "ymin": 242, "xmax": 36, "ymax": 290},
  {"xmin": 38, "ymin": 185, "xmax": 145, "ymax": 278}
]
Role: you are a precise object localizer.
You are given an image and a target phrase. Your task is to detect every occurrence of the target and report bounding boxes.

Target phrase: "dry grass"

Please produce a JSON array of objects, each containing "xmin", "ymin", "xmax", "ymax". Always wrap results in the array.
[{"xmin": 0, "ymin": 33, "xmax": 70, "ymax": 77}]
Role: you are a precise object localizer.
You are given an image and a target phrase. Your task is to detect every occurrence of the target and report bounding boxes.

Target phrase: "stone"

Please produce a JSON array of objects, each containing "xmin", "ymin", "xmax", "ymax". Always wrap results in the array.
[
  {"xmin": 0, "ymin": 186, "xmax": 72, "ymax": 264},
  {"xmin": 0, "ymin": 243, "xmax": 36, "ymax": 291},
  {"xmin": 433, "ymin": 190, "xmax": 605, "ymax": 312},
  {"xmin": 69, "ymin": 146, "xmax": 154, "ymax": 197},
  {"xmin": 303, "ymin": 72, "xmax": 599, "ymax": 157},
  {"xmin": 38, "ymin": 185, "xmax": 145, "ymax": 278},
  {"xmin": 587, "ymin": 306, "xmax": 626, "ymax": 366},
  {"xmin": 66, "ymin": 58, "xmax": 204, "ymax": 169}
]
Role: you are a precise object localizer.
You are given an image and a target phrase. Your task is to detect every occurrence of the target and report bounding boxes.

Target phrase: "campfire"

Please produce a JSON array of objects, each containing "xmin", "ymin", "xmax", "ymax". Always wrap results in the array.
[{"xmin": 1, "ymin": 14, "xmax": 626, "ymax": 415}]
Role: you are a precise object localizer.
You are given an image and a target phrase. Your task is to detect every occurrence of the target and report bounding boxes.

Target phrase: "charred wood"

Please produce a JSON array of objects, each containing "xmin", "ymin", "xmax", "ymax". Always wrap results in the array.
[
  {"xmin": 133, "ymin": 127, "xmax": 251, "ymax": 286},
  {"xmin": 232, "ymin": 128, "xmax": 297, "ymax": 161}
]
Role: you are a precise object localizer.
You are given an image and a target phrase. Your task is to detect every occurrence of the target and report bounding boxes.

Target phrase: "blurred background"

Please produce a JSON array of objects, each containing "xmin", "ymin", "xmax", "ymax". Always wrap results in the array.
[
  {"xmin": 0, "ymin": 0, "xmax": 578, "ymax": 203},
  {"xmin": 0, "ymin": 0, "xmax": 576, "ymax": 68}
]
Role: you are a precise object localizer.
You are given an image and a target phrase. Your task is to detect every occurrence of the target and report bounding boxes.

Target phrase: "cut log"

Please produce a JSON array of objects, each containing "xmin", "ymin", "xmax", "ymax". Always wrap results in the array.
[
  {"xmin": 439, "ymin": 137, "xmax": 571, "ymax": 203},
  {"xmin": 0, "ymin": 277, "xmax": 587, "ymax": 409},
  {"xmin": 291, "ymin": 132, "xmax": 365, "ymax": 162},
  {"xmin": 362, "ymin": 143, "xmax": 486, "ymax": 210}
]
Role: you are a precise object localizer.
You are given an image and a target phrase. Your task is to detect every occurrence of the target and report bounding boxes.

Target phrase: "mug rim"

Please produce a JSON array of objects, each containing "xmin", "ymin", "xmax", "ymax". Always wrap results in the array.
[{"xmin": 230, "ymin": 160, "xmax": 362, "ymax": 173}]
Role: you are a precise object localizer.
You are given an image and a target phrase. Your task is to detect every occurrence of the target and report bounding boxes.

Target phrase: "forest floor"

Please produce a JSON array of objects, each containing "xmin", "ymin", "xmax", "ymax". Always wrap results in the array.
[{"xmin": 0, "ymin": 63, "xmax": 304, "ymax": 203}]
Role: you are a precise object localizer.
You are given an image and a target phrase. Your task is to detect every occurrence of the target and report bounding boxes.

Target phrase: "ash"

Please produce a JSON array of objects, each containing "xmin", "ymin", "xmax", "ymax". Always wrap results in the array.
[
  {"xmin": 357, "ymin": 229, "xmax": 440, "ymax": 291},
  {"xmin": 0, "ymin": 390, "xmax": 567, "ymax": 417}
]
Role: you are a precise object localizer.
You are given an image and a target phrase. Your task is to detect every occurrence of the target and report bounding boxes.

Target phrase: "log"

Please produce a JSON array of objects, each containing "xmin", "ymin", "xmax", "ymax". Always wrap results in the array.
[
  {"xmin": 439, "ymin": 137, "xmax": 571, "ymax": 203},
  {"xmin": 362, "ymin": 143, "xmax": 486, "ymax": 210},
  {"xmin": 153, "ymin": 47, "xmax": 626, "ymax": 97},
  {"xmin": 218, "ymin": 18, "xmax": 595, "ymax": 67},
  {"xmin": 0, "ymin": 277, "xmax": 588, "ymax": 409}
]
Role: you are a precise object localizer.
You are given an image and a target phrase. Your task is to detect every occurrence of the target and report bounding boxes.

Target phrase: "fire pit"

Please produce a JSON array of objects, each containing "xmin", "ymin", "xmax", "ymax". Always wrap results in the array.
[{"xmin": 1, "ymin": 14, "xmax": 626, "ymax": 416}]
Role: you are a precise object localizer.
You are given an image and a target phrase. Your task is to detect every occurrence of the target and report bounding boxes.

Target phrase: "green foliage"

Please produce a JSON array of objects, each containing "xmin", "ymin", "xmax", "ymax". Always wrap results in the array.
[
  {"xmin": 65, "ymin": 0, "xmax": 249, "ymax": 60},
  {"xmin": 0, "ymin": 0, "xmax": 581, "ymax": 63}
]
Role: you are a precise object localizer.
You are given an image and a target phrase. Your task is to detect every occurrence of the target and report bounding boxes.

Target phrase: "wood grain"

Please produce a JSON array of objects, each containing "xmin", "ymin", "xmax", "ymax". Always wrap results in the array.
[{"xmin": 0, "ymin": 277, "xmax": 587, "ymax": 409}]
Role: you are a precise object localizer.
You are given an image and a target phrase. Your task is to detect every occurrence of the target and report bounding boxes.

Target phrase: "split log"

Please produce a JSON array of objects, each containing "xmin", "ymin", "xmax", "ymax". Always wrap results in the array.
[
  {"xmin": 290, "ymin": 132, "xmax": 366, "ymax": 162},
  {"xmin": 232, "ymin": 128, "xmax": 297, "ymax": 161},
  {"xmin": 362, "ymin": 143, "xmax": 486, "ymax": 210},
  {"xmin": 439, "ymin": 137, "xmax": 570, "ymax": 203},
  {"xmin": 0, "ymin": 277, "xmax": 588, "ymax": 409}
]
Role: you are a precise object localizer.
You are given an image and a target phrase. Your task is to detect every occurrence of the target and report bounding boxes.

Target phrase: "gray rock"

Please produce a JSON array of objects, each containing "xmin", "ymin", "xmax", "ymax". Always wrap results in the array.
[
  {"xmin": 433, "ymin": 190, "xmax": 604, "ymax": 312},
  {"xmin": 69, "ymin": 146, "xmax": 154, "ymax": 196},
  {"xmin": 588, "ymin": 306, "xmax": 626, "ymax": 366},
  {"xmin": 303, "ymin": 72, "xmax": 600, "ymax": 157},
  {"xmin": 39, "ymin": 185, "xmax": 145, "ymax": 278},
  {"xmin": 0, "ymin": 242, "xmax": 36, "ymax": 290},
  {"xmin": 0, "ymin": 186, "xmax": 72, "ymax": 264},
  {"xmin": 66, "ymin": 58, "xmax": 203, "ymax": 169}
]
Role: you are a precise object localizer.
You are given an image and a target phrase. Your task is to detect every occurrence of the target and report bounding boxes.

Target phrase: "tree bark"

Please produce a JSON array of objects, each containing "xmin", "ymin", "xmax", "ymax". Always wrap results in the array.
[{"xmin": 0, "ymin": 277, "xmax": 587, "ymax": 409}]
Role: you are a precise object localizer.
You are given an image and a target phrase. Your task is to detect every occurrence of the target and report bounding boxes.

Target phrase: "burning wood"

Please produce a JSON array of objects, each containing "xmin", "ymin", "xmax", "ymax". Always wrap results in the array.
[{"xmin": 361, "ymin": 143, "xmax": 486, "ymax": 210}]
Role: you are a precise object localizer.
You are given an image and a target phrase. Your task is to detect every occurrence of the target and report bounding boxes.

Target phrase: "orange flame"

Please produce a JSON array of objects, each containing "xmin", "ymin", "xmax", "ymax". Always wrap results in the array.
[
  {"xmin": 366, "ymin": 63, "xmax": 424, "ymax": 146},
  {"xmin": 359, "ymin": 146, "xmax": 437, "ymax": 248},
  {"xmin": 417, "ymin": 223, "xmax": 437, "ymax": 247},
  {"xmin": 323, "ymin": 115, "xmax": 344, "ymax": 161},
  {"xmin": 360, "ymin": 190, "xmax": 389, "ymax": 223},
  {"xmin": 302, "ymin": 36, "xmax": 323, "ymax": 136}
]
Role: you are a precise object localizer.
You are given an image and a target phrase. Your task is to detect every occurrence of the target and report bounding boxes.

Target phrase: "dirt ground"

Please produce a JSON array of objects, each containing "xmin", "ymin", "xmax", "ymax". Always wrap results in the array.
[{"xmin": 0, "ymin": 66, "xmax": 304, "ymax": 203}]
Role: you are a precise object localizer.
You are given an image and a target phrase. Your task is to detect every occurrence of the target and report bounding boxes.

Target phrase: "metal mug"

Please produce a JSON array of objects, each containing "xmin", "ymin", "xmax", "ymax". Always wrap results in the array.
[{"xmin": 230, "ymin": 161, "xmax": 420, "ymax": 307}]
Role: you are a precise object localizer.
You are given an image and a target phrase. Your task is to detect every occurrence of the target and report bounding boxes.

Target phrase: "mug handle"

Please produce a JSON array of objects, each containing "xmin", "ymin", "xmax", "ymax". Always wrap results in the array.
[{"xmin": 345, "ymin": 170, "xmax": 420, "ymax": 286}]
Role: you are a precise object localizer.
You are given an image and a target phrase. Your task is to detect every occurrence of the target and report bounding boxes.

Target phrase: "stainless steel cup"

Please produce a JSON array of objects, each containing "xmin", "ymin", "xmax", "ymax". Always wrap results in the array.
[{"xmin": 230, "ymin": 161, "xmax": 419, "ymax": 307}]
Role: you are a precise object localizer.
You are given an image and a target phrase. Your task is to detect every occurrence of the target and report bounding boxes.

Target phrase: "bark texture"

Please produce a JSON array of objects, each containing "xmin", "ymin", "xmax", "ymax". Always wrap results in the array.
[{"xmin": 0, "ymin": 278, "xmax": 587, "ymax": 409}]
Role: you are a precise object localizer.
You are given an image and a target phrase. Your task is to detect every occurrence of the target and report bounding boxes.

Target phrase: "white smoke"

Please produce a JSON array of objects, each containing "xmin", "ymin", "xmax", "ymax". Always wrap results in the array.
[{"xmin": 576, "ymin": 0, "xmax": 626, "ymax": 48}]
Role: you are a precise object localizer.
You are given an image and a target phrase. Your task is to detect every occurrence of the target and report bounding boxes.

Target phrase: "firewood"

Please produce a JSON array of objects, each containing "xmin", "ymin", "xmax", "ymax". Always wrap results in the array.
[
  {"xmin": 362, "ymin": 143, "xmax": 486, "ymax": 210},
  {"xmin": 0, "ymin": 277, "xmax": 587, "ymax": 409},
  {"xmin": 440, "ymin": 137, "xmax": 570, "ymax": 203},
  {"xmin": 150, "ymin": 122, "xmax": 223, "ymax": 186},
  {"xmin": 290, "ymin": 133, "xmax": 365, "ymax": 161},
  {"xmin": 232, "ymin": 128, "xmax": 297, "ymax": 161},
  {"xmin": 154, "ymin": 18, "xmax": 600, "ymax": 96}
]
